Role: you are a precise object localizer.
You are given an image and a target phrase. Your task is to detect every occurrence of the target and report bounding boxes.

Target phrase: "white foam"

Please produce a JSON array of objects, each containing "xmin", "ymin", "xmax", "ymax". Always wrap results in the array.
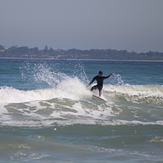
[
  {"xmin": 0, "ymin": 77, "xmax": 91, "ymax": 105},
  {"xmin": 0, "ymin": 86, "xmax": 53, "ymax": 104},
  {"xmin": 104, "ymin": 84, "xmax": 163, "ymax": 98},
  {"xmin": 57, "ymin": 77, "xmax": 91, "ymax": 100}
]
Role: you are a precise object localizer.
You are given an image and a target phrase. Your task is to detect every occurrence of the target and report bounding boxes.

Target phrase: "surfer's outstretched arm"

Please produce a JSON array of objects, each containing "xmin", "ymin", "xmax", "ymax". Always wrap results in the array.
[
  {"xmin": 103, "ymin": 73, "xmax": 114, "ymax": 79},
  {"xmin": 86, "ymin": 76, "xmax": 96, "ymax": 88}
]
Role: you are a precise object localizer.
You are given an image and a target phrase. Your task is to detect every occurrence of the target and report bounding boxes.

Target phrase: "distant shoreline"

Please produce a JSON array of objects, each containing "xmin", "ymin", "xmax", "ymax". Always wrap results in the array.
[
  {"xmin": 0, "ymin": 57, "xmax": 163, "ymax": 62},
  {"xmin": 1, "ymin": 45, "xmax": 163, "ymax": 61}
]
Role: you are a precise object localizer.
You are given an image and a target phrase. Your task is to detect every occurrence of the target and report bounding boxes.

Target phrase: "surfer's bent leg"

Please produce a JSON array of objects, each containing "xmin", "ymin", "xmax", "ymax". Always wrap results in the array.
[
  {"xmin": 91, "ymin": 85, "xmax": 98, "ymax": 91},
  {"xmin": 91, "ymin": 85, "xmax": 102, "ymax": 97}
]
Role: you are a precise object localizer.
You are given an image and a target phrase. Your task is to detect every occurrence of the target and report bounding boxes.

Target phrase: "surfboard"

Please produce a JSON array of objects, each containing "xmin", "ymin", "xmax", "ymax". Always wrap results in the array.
[{"xmin": 92, "ymin": 95, "xmax": 106, "ymax": 101}]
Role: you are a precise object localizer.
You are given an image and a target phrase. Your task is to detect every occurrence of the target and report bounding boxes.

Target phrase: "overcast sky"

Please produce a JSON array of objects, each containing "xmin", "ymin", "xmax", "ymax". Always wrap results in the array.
[{"xmin": 0, "ymin": 0, "xmax": 163, "ymax": 52}]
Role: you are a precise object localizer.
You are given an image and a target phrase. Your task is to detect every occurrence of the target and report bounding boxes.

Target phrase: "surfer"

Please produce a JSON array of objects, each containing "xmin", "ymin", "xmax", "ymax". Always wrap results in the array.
[{"xmin": 86, "ymin": 71, "xmax": 113, "ymax": 97}]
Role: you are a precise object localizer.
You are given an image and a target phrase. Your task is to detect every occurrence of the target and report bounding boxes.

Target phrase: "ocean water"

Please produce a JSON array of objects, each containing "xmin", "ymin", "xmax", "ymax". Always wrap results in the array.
[{"xmin": 0, "ymin": 59, "xmax": 163, "ymax": 163}]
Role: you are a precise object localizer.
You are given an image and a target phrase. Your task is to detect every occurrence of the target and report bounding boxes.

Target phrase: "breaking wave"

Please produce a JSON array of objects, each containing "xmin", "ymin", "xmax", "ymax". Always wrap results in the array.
[{"xmin": 0, "ymin": 83, "xmax": 163, "ymax": 127}]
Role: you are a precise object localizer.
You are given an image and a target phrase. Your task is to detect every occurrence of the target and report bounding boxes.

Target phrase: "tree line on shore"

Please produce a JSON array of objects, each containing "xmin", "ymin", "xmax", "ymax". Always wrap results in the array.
[{"xmin": 0, "ymin": 45, "xmax": 163, "ymax": 60}]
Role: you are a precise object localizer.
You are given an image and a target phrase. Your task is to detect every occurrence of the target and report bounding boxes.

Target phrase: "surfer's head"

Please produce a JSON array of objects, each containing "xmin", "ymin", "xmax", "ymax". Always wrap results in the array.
[{"xmin": 98, "ymin": 71, "xmax": 103, "ymax": 76}]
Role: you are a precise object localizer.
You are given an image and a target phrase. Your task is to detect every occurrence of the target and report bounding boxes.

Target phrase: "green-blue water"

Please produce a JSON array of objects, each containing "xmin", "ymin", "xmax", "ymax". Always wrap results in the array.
[{"xmin": 0, "ymin": 59, "xmax": 163, "ymax": 162}]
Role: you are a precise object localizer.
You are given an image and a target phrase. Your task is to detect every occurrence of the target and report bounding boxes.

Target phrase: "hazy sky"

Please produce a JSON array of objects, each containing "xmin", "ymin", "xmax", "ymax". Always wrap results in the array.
[{"xmin": 0, "ymin": 0, "xmax": 163, "ymax": 52}]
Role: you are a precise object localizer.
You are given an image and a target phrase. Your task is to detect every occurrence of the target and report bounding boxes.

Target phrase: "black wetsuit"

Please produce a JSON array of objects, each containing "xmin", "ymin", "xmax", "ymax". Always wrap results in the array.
[{"xmin": 89, "ymin": 75, "xmax": 111, "ymax": 96}]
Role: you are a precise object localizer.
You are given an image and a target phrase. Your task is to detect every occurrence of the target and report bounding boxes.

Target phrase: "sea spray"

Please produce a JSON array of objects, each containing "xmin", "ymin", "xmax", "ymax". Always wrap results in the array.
[
  {"xmin": 112, "ymin": 73, "xmax": 124, "ymax": 85},
  {"xmin": 20, "ymin": 60, "xmax": 89, "ymax": 89}
]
